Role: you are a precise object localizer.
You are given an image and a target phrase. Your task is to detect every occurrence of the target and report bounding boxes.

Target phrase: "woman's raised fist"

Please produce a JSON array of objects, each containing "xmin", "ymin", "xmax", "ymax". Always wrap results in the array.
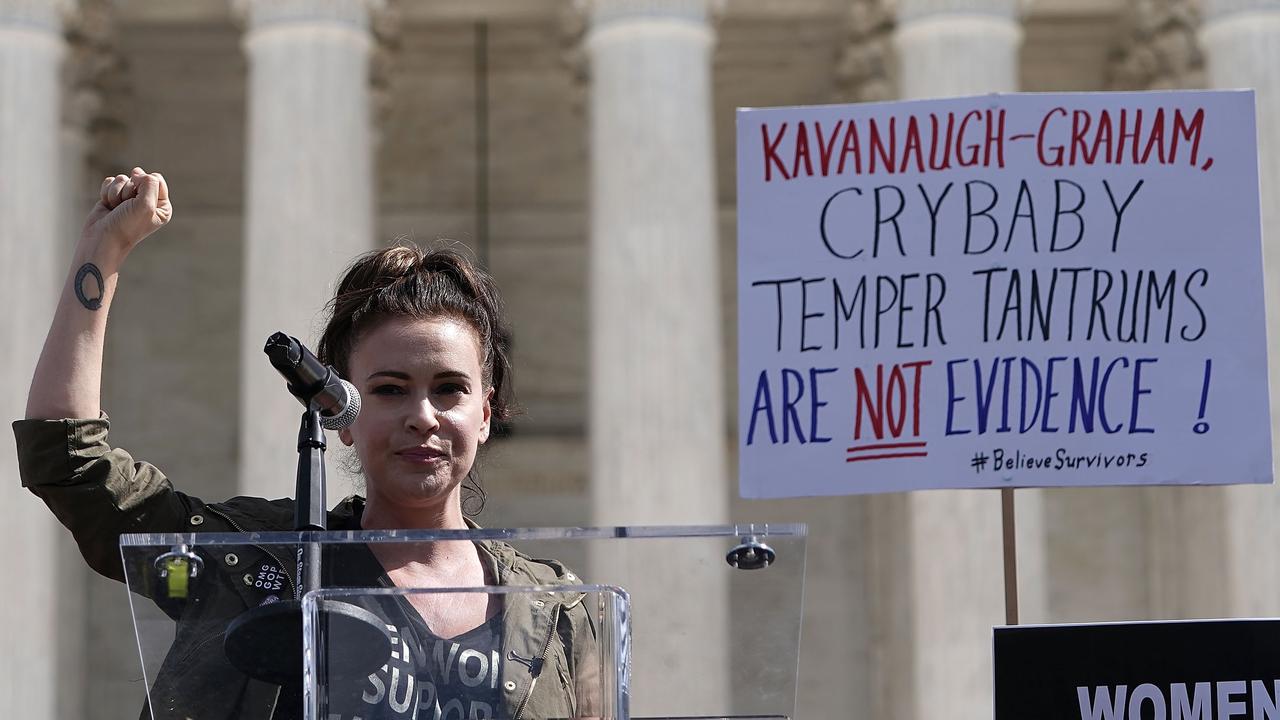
[{"xmin": 82, "ymin": 166, "xmax": 173, "ymax": 257}]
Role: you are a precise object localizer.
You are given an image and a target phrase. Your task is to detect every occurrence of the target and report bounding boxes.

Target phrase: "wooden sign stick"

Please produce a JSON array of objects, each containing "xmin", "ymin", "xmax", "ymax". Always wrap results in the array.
[{"xmin": 1001, "ymin": 487, "xmax": 1019, "ymax": 625}]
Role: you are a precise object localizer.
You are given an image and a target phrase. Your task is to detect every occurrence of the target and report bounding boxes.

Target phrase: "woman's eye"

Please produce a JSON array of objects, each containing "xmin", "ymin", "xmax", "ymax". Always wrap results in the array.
[
  {"xmin": 435, "ymin": 383, "xmax": 467, "ymax": 395},
  {"xmin": 371, "ymin": 384, "xmax": 405, "ymax": 396}
]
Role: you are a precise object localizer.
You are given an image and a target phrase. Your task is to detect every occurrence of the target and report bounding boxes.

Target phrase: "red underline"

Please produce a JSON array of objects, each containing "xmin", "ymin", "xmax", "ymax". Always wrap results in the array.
[
  {"xmin": 847, "ymin": 441, "xmax": 928, "ymax": 452},
  {"xmin": 846, "ymin": 452, "xmax": 929, "ymax": 462}
]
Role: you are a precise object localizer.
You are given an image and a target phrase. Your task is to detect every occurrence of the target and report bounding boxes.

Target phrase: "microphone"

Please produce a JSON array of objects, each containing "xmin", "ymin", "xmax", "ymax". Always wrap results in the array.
[{"xmin": 263, "ymin": 332, "xmax": 361, "ymax": 430}]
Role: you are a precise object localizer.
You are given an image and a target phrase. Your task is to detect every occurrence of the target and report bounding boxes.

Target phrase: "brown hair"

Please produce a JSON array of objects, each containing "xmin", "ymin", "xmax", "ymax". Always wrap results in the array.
[{"xmin": 318, "ymin": 243, "xmax": 515, "ymax": 513}]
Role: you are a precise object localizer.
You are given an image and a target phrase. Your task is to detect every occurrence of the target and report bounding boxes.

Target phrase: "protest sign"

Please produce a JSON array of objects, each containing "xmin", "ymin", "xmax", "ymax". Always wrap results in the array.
[
  {"xmin": 994, "ymin": 619, "xmax": 1280, "ymax": 720},
  {"xmin": 736, "ymin": 91, "xmax": 1271, "ymax": 498}
]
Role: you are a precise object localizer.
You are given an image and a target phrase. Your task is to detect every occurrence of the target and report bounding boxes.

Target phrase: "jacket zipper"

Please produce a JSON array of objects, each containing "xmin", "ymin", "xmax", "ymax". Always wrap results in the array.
[
  {"xmin": 511, "ymin": 603, "xmax": 562, "ymax": 720},
  {"xmin": 203, "ymin": 506, "xmax": 298, "ymax": 598}
]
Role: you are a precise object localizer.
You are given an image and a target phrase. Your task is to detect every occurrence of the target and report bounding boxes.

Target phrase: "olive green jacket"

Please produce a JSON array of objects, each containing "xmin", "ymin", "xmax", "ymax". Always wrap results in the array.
[{"xmin": 14, "ymin": 416, "xmax": 599, "ymax": 720}]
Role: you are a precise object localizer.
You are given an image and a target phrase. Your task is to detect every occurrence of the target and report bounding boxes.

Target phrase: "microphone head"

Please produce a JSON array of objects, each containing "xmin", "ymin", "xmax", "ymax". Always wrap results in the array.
[{"xmin": 320, "ymin": 378, "xmax": 361, "ymax": 430}]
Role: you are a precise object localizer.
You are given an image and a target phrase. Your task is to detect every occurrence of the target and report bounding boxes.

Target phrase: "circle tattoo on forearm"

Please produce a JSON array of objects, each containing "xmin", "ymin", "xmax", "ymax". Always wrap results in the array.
[{"xmin": 75, "ymin": 263, "xmax": 104, "ymax": 311}]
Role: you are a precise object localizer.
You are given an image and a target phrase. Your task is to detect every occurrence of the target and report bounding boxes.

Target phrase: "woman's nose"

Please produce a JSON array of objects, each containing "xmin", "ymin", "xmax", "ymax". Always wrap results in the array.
[{"xmin": 405, "ymin": 398, "xmax": 441, "ymax": 433}]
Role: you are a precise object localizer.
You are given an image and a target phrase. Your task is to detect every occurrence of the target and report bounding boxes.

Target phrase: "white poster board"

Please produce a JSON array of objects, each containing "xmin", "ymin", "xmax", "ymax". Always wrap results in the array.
[{"xmin": 736, "ymin": 91, "xmax": 1271, "ymax": 498}]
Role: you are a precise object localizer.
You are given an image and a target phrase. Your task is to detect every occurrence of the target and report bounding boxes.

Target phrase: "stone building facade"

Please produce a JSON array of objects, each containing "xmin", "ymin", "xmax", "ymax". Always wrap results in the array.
[{"xmin": 2, "ymin": 0, "xmax": 1279, "ymax": 718}]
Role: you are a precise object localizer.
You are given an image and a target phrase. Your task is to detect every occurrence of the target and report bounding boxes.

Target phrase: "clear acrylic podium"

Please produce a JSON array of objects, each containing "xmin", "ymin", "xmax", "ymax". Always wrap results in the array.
[{"xmin": 120, "ymin": 525, "xmax": 806, "ymax": 719}]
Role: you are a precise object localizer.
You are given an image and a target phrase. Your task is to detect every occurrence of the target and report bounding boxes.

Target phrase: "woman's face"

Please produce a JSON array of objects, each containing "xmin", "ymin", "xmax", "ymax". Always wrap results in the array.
[{"xmin": 339, "ymin": 315, "xmax": 491, "ymax": 513}]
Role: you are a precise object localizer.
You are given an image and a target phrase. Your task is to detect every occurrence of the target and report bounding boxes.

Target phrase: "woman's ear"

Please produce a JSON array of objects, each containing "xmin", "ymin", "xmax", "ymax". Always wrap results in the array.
[{"xmin": 478, "ymin": 387, "xmax": 493, "ymax": 444}]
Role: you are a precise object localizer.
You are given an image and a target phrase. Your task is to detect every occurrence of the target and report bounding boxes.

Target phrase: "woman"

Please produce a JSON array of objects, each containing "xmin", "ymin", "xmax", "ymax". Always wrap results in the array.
[{"xmin": 15, "ymin": 168, "xmax": 597, "ymax": 719}]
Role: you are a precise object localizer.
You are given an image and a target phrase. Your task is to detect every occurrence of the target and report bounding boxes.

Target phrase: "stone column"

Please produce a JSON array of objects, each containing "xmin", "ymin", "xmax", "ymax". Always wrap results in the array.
[
  {"xmin": 237, "ymin": 0, "xmax": 377, "ymax": 498},
  {"xmin": 583, "ymin": 1, "xmax": 730, "ymax": 715},
  {"xmin": 0, "ymin": 2, "xmax": 72, "ymax": 717},
  {"xmin": 1201, "ymin": 0, "xmax": 1280, "ymax": 618},
  {"xmin": 895, "ymin": 0, "xmax": 1021, "ymax": 100},
  {"xmin": 585, "ymin": 0, "xmax": 725, "ymax": 524},
  {"xmin": 889, "ymin": 3, "xmax": 1038, "ymax": 720}
]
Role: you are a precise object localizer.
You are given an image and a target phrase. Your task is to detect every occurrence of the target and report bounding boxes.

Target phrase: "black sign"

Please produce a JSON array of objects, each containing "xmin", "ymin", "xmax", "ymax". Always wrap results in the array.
[{"xmin": 994, "ymin": 620, "xmax": 1280, "ymax": 719}]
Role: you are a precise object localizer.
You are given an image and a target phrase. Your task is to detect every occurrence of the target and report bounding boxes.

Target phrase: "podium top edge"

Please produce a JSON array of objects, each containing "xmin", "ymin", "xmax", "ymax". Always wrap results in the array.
[{"xmin": 120, "ymin": 523, "xmax": 809, "ymax": 547}]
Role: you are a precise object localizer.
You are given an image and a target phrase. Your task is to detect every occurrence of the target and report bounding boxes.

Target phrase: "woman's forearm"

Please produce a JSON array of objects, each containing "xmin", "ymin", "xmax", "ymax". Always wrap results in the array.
[{"xmin": 24, "ymin": 240, "xmax": 127, "ymax": 420}]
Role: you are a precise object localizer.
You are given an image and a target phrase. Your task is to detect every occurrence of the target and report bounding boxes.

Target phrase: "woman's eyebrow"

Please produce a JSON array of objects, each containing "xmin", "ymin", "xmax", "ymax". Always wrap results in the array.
[
  {"xmin": 364, "ymin": 370, "xmax": 473, "ymax": 381},
  {"xmin": 366, "ymin": 370, "xmax": 411, "ymax": 381}
]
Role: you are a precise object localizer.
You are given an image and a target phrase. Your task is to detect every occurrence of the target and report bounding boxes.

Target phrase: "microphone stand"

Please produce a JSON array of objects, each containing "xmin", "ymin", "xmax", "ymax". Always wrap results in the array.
[
  {"xmin": 296, "ymin": 403, "xmax": 325, "ymax": 596},
  {"xmin": 223, "ymin": 378, "xmax": 390, "ymax": 719}
]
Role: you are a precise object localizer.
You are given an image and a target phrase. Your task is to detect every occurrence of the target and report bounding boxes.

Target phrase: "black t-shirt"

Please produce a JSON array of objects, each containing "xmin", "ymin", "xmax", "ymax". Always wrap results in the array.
[{"xmin": 321, "ymin": 546, "xmax": 508, "ymax": 720}]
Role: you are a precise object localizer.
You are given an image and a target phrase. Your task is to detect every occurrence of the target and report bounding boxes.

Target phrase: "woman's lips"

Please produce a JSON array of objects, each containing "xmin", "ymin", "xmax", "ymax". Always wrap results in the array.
[{"xmin": 396, "ymin": 447, "xmax": 446, "ymax": 461}]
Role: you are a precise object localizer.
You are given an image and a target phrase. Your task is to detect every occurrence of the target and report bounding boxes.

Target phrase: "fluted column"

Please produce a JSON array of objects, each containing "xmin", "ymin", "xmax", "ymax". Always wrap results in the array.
[
  {"xmin": 585, "ymin": 0, "xmax": 726, "ymax": 526},
  {"xmin": 1201, "ymin": 0, "xmax": 1280, "ymax": 617},
  {"xmin": 0, "ymin": 3, "xmax": 72, "ymax": 717},
  {"xmin": 584, "ymin": 1, "xmax": 729, "ymax": 715},
  {"xmin": 237, "ymin": 0, "xmax": 377, "ymax": 497},
  {"xmin": 896, "ymin": 0, "xmax": 1021, "ymax": 99},
  {"xmin": 888, "ymin": 3, "xmax": 1038, "ymax": 720}
]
